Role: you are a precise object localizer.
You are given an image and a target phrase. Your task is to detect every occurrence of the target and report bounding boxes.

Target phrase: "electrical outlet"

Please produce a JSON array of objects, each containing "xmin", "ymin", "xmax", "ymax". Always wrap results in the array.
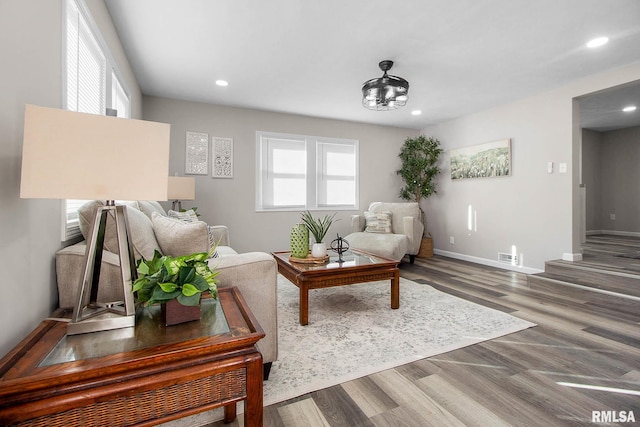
[
  {"xmin": 559, "ymin": 163, "xmax": 567, "ymax": 173},
  {"xmin": 610, "ymin": 214, "xmax": 616, "ymax": 220},
  {"xmin": 449, "ymin": 236, "xmax": 455, "ymax": 245}
]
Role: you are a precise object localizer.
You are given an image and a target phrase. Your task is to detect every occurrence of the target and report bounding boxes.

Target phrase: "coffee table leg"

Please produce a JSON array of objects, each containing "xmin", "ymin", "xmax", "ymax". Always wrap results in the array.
[
  {"xmin": 391, "ymin": 269, "xmax": 400, "ymax": 309},
  {"xmin": 300, "ymin": 283, "xmax": 309, "ymax": 325}
]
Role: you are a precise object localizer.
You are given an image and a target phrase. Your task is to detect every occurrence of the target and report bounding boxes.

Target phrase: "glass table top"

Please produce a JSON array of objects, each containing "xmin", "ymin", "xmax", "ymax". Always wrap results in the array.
[{"xmin": 40, "ymin": 298, "xmax": 229, "ymax": 367}]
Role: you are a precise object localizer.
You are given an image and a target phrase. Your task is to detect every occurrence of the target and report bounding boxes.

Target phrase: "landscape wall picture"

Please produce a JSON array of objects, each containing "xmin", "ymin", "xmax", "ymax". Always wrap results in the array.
[{"xmin": 450, "ymin": 139, "xmax": 511, "ymax": 180}]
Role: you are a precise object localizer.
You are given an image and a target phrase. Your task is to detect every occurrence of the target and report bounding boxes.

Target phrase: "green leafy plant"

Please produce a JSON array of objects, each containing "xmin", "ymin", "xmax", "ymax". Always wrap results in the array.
[
  {"xmin": 300, "ymin": 211, "xmax": 338, "ymax": 243},
  {"xmin": 133, "ymin": 248, "xmax": 218, "ymax": 307},
  {"xmin": 396, "ymin": 135, "xmax": 444, "ymax": 204}
]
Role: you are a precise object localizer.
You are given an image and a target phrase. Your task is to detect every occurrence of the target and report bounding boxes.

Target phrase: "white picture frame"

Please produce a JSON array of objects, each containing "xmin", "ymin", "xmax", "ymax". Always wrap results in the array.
[
  {"xmin": 185, "ymin": 131, "xmax": 209, "ymax": 175},
  {"xmin": 212, "ymin": 137, "xmax": 233, "ymax": 178}
]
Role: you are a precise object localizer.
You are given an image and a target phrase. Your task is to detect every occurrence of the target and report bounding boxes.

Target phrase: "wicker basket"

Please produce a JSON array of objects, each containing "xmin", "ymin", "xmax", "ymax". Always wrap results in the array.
[{"xmin": 418, "ymin": 235, "xmax": 434, "ymax": 258}]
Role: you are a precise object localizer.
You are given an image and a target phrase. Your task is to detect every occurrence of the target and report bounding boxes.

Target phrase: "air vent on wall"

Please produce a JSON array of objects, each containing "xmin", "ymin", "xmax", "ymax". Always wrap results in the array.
[{"xmin": 498, "ymin": 252, "xmax": 519, "ymax": 264}]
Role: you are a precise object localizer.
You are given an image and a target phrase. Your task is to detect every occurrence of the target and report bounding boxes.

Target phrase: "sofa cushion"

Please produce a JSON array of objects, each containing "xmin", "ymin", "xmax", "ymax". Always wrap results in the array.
[
  {"xmin": 151, "ymin": 212, "xmax": 210, "ymax": 257},
  {"xmin": 78, "ymin": 200, "xmax": 161, "ymax": 261},
  {"xmin": 364, "ymin": 210, "xmax": 392, "ymax": 233},
  {"xmin": 137, "ymin": 200, "xmax": 166, "ymax": 219}
]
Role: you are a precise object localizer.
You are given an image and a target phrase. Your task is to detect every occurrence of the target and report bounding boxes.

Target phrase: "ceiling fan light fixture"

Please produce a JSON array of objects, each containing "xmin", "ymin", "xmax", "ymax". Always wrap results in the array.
[{"xmin": 362, "ymin": 60, "xmax": 409, "ymax": 111}]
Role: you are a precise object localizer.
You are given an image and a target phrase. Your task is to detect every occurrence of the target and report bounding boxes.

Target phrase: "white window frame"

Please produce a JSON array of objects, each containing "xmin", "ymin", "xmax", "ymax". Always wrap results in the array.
[
  {"xmin": 256, "ymin": 131, "xmax": 359, "ymax": 212},
  {"xmin": 62, "ymin": 0, "xmax": 131, "ymax": 241}
]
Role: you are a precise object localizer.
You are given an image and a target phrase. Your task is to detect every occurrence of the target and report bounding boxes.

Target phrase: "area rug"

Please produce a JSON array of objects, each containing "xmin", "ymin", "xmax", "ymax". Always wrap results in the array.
[{"xmin": 263, "ymin": 275, "xmax": 536, "ymax": 406}]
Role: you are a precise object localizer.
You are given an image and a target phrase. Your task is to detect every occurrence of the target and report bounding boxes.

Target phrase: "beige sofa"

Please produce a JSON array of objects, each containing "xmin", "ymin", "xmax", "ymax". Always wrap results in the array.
[
  {"xmin": 55, "ymin": 200, "xmax": 278, "ymax": 378},
  {"xmin": 345, "ymin": 202, "xmax": 424, "ymax": 263}
]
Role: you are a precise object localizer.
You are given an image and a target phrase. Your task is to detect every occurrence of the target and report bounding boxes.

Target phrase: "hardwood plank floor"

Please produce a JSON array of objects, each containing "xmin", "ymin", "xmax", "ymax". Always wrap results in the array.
[{"xmin": 211, "ymin": 254, "xmax": 640, "ymax": 427}]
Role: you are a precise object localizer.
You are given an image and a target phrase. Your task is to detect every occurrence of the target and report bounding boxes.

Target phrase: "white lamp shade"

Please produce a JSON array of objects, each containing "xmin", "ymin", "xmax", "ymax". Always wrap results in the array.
[
  {"xmin": 20, "ymin": 104, "xmax": 171, "ymax": 201},
  {"xmin": 167, "ymin": 176, "xmax": 195, "ymax": 200}
]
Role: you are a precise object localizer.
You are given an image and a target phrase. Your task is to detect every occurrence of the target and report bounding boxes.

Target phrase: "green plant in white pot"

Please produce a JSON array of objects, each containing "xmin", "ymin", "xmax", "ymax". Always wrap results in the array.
[{"xmin": 300, "ymin": 211, "xmax": 337, "ymax": 258}]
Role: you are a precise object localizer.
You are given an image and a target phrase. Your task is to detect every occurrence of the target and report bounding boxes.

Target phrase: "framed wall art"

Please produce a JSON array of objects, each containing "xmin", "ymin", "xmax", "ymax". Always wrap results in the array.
[
  {"xmin": 185, "ymin": 131, "xmax": 209, "ymax": 175},
  {"xmin": 450, "ymin": 138, "xmax": 511, "ymax": 180},
  {"xmin": 212, "ymin": 137, "xmax": 233, "ymax": 178}
]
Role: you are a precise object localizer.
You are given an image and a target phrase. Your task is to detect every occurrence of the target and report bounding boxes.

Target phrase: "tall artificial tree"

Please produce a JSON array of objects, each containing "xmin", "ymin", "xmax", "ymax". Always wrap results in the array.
[{"xmin": 396, "ymin": 135, "xmax": 443, "ymax": 232}]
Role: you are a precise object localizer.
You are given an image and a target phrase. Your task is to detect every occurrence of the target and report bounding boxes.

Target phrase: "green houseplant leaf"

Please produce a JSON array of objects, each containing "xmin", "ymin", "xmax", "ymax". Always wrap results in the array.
[
  {"xmin": 133, "ymin": 247, "xmax": 219, "ymax": 308},
  {"xmin": 300, "ymin": 211, "xmax": 338, "ymax": 243}
]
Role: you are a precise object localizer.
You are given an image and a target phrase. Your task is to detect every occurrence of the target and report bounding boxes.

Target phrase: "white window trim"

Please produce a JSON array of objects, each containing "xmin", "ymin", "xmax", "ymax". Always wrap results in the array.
[
  {"xmin": 61, "ymin": 0, "xmax": 131, "ymax": 241},
  {"xmin": 256, "ymin": 131, "xmax": 359, "ymax": 212}
]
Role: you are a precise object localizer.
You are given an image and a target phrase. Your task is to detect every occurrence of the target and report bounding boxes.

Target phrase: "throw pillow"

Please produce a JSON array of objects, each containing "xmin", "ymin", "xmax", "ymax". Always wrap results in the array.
[
  {"xmin": 78, "ymin": 200, "xmax": 161, "ymax": 260},
  {"xmin": 167, "ymin": 208, "xmax": 199, "ymax": 223},
  {"xmin": 364, "ymin": 210, "xmax": 393, "ymax": 233},
  {"xmin": 151, "ymin": 212, "xmax": 210, "ymax": 257}
]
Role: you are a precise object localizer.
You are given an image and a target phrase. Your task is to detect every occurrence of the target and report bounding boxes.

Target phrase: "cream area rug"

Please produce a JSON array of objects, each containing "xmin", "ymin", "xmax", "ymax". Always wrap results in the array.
[{"xmin": 263, "ymin": 275, "xmax": 536, "ymax": 406}]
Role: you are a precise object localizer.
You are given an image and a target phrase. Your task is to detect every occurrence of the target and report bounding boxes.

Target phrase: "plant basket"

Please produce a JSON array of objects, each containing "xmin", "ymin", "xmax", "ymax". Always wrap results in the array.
[
  {"xmin": 418, "ymin": 234, "xmax": 434, "ymax": 258},
  {"xmin": 161, "ymin": 299, "xmax": 201, "ymax": 326}
]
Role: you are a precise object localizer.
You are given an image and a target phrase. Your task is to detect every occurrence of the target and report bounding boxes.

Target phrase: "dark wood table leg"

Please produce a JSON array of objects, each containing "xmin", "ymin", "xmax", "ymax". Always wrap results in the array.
[
  {"xmin": 391, "ymin": 268, "xmax": 400, "ymax": 309},
  {"xmin": 223, "ymin": 403, "xmax": 236, "ymax": 423},
  {"xmin": 300, "ymin": 282, "xmax": 309, "ymax": 325},
  {"xmin": 244, "ymin": 353, "xmax": 264, "ymax": 427}
]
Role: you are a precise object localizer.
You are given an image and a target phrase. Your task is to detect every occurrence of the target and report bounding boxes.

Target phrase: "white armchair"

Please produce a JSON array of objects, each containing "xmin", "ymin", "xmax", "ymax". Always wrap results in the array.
[{"xmin": 344, "ymin": 202, "xmax": 424, "ymax": 263}]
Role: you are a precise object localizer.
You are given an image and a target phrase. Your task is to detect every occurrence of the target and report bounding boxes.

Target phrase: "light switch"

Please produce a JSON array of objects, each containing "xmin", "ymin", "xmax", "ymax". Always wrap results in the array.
[
  {"xmin": 547, "ymin": 162, "xmax": 553, "ymax": 173},
  {"xmin": 559, "ymin": 163, "xmax": 567, "ymax": 173}
]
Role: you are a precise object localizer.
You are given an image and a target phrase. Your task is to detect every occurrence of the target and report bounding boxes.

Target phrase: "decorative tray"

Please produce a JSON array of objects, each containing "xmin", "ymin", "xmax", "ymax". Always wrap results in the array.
[{"xmin": 289, "ymin": 254, "xmax": 330, "ymax": 264}]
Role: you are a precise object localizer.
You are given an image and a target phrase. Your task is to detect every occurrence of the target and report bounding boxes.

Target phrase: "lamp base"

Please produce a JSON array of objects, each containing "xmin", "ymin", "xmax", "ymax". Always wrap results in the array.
[
  {"xmin": 67, "ymin": 310, "xmax": 135, "ymax": 335},
  {"xmin": 68, "ymin": 202, "xmax": 137, "ymax": 335}
]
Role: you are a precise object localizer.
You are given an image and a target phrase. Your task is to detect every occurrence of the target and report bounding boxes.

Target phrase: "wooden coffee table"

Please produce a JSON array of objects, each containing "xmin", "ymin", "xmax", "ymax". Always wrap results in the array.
[
  {"xmin": 272, "ymin": 249, "xmax": 400, "ymax": 325},
  {"xmin": 0, "ymin": 287, "xmax": 265, "ymax": 427}
]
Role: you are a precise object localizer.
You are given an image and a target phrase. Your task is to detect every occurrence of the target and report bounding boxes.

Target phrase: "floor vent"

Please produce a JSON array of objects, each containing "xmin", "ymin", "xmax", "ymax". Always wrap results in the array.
[{"xmin": 498, "ymin": 252, "xmax": 519, "ymax": 264}]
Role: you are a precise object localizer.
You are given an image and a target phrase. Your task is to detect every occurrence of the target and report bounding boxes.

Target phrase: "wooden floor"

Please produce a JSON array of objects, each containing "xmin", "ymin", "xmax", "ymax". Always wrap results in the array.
[{"xmin": 212, "ymin": 246, "xmax": 640, "ymax": 426}]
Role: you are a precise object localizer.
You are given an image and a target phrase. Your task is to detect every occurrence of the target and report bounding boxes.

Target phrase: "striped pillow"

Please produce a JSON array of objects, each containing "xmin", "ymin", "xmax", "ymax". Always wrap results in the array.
[
  {"xmin": 167, "ymin": 209, "xmax": 199, "ymax": 223},
  {"xmin": 364, "ymin": 210, "xmax": 392, "ymax": 233}
]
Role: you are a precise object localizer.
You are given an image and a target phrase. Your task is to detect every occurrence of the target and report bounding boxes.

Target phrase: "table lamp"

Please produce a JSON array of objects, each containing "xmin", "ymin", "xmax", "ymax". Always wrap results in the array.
[
  {"xmin": 20, "ymin": 104, "xmax": 171, "ymax": 334},
  {"xmin": 167, "ymin": 176, "xmax": 195, "ymax": 211}
]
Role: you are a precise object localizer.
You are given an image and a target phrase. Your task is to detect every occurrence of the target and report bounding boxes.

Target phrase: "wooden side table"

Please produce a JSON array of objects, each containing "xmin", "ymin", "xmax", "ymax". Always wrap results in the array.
[{"xmin": 0, "ymin": 287, "xmax": 265, "ymax": 427}]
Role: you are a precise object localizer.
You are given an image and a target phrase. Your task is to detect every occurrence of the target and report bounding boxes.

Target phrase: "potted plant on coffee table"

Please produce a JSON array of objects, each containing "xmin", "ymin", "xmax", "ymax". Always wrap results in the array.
[
  {"xmin": 133, "ymin": 248, "xmax": 218, "ymax": 325},
  {"xmin": 300, "ymin": 211, "xmax": 337, "ymax": 258}
]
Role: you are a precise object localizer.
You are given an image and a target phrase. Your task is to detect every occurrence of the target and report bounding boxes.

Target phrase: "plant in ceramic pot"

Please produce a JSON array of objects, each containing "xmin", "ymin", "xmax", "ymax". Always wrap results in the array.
[
  {"xmin": 133, "ymin": 248, "xmax": 218, "ymax": 325},
  {"xmin": 300, "ymin": 211, "xmax": 337, "ymax": 258}
]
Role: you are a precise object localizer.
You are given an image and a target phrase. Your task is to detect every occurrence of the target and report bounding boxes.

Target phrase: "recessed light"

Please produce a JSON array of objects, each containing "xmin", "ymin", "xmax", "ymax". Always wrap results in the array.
[
  {"xmin": 623, "ymin": 105, "xmax": 637, "ymax": 112},
  {"xmin": 215, "ymin": 80, "xmax": 229, "ymax": 87},
  {"xmin": 411, "ymin": 110, "xmax": 422, "ymax": 116},
  {"xmin": 586, "ymin": 37, "xmax": 609, "ymax": 48}
]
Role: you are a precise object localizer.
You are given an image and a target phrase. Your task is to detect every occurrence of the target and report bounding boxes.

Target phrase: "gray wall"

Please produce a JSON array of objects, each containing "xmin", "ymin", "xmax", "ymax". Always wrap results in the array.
[
  {"xmin": 0, "ymin": 0, "xmax": 141, "ymax": 357},
  {"xmin": 582, "ymin": 129, "xmax": 603, "ymax": 231},
  {"xmin": 422, "ymin": 63, "xmax": 640, "ymax": 271},
  {"xmin": 584, "ymin": 126, "xmax": 640, "ymax": 234},
  {"xmin": 142, "ymin": 96, "xmax": 420, "ymax": 254}
]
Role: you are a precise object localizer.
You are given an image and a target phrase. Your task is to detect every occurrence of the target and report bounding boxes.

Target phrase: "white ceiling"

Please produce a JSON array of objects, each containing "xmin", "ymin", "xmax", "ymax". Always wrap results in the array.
[{"xmin": 105, "ymin": 0, "xmax": 640, "ymax": 131}]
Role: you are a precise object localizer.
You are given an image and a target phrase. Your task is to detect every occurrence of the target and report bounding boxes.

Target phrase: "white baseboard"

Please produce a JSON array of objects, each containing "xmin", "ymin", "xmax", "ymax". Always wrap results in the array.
[
  {"xmin": 433, "ymin": 249, "xmax": 543, "ymax": 275},
  {"xmin": 588, "ymin": 230, "xmax": 640, "ymax": 238}
]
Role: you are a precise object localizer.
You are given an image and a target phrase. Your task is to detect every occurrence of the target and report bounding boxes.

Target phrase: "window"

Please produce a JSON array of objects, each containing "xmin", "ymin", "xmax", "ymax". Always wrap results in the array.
[
  {"xmin": 256, "ymin": 131, "xmax": 358, "ymax": 211},
  {"xmin": 63, "ymin": 0, "xmax": 130, "ymax": 240}
]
